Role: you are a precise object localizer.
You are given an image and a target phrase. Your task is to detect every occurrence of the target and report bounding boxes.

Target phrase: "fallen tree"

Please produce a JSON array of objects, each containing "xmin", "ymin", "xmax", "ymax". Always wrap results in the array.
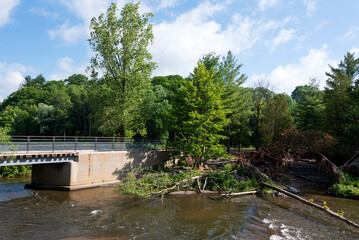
[{"xmin": 260, "ymin": 181, "xmax": 359, "ymax": 230}]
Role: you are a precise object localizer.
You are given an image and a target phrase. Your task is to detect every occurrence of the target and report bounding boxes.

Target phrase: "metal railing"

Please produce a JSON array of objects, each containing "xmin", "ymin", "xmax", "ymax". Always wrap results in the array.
[{"xmin": 0, "ymin": 136, "xmax": 166, "ymax": 153}]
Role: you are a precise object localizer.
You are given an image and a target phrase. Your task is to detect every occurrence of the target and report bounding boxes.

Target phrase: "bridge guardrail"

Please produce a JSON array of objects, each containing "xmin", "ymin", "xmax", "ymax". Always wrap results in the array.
[{"xmin": 0, "ymin": 136, "xmax": 166, "ymax": 153}]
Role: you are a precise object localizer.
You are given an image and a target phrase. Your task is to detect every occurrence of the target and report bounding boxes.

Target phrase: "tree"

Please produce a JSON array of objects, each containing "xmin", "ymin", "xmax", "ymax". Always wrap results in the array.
[
  {"xmin": 291, "ymin": 78, "xmax": 324, "ymax": 131},
  {"xmin": 324, "ymin": 52, "xmax": 359, "ymax": 149},
  {"xmin": 251, "ymin": 80, "xmax": 273, "ymax": 149},
  {"xmin": 221, "ymin": 51, "xmax": 250, "ymax": 151},
  {"xmin": 199, "ymin": 52, "xmax": 223, "ymax": 84},
  {"xmin": 19, "ymin": 74, "xmax": 45, "ymax": 89},
  {"xmin": 88, "ymin": 2, "xmax": 156, "ymax": 137},
  {"xmin": 171, "ymin": 63, "xmax": 228, "ymax": 168},
  {"xmin": 260, "ymin": 94, "xmax": 293, "ymax": 147},
  {"xmin": 45, "ymin": 81, "xmax": 73, "ymax": 135}
]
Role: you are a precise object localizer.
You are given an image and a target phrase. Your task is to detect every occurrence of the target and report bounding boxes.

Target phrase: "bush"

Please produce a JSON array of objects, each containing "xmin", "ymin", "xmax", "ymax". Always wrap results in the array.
[
  {"xmin": 329, "ymin": 173, "xmax": 359, "ymax": 199},
  {"xmin": 0, "ymin": 165, "xmax": 30, "ymax": 177}
]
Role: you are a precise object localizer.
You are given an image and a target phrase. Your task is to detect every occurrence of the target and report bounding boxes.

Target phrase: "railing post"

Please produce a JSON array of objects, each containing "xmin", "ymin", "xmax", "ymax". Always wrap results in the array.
[
  {"xmin": 95, "ymin": 137, "xmax": 97, "ymax": 152},
  {"xmin": 52, "ymin": 137, "xmax": 55, "ymax": 153},
  {"xmin": 26, "ymin": 136, "xmax": 30, "ymax": 153},
  {"xmin": 112, "ymin": 137, "xmax": 115, "ymax": 151},
  {"xmin": 75, "ymin": 137, "xmax": 78, "ymax": 152}
]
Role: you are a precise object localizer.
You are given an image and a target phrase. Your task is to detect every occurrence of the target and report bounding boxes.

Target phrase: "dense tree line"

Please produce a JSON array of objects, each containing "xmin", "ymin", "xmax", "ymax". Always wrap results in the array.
[{"xmin": 1, "ymin": 3, "xmax": 359, "ymax": 168}]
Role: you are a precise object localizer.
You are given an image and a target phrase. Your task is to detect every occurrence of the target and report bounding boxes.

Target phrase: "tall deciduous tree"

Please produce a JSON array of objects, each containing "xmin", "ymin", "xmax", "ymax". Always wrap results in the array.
[
  {"xmin": 88, "ymin": 2, "xmax": 156, "ymax": 137},
  {"xmin": 171, "ymin": 63, "xmax": 228, "ymax": 168}
]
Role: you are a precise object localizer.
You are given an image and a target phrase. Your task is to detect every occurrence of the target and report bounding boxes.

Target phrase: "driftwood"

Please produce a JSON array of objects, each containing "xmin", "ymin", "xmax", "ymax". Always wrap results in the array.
[
  {"xmin": 319, "ymin": 154, "xmax": 345, "ymax": 185},
  {"xmin": 260, "ymin": 181, "xmax": 359, "ymax": 230},
  {"xmin": 149, "ymin": 175, "xmax": 203, "ymax": 197},
  {"xmin": 244, "ymin": 165, "xmax": 272, "ymax": 182},
  {"xmin": 344, "ymin": 152, "xmax": 359, "ymax": 166},
  {"xmin": 220, "ymin": 191, "xmax": 258, "ymax": 196}
]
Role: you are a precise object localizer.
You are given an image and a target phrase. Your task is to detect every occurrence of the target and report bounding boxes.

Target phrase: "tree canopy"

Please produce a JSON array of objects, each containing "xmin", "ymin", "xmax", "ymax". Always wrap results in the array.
[{"xmin": 88, "ymin": 2, "xmax": 156, "ymax": 137}]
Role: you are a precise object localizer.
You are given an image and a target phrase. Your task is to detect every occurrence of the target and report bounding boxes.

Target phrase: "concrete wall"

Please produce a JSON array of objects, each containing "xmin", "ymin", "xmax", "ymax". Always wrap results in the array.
[{"xmin": 30, "ymin": 150, "xmax": 168, "ymax": 190}]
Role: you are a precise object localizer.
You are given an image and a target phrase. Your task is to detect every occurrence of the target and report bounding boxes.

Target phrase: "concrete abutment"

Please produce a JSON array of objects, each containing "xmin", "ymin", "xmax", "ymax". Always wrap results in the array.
[{"xmin": 26, "ymin": 150, "xmax": 168, "ymax": 191}]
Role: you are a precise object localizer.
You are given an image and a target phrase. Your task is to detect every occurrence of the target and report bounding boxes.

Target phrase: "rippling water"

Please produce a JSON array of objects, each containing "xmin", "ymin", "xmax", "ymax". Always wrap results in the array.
[{"xmin": 1, "ymin": 177, "xmax": 359, "ymax": 240}]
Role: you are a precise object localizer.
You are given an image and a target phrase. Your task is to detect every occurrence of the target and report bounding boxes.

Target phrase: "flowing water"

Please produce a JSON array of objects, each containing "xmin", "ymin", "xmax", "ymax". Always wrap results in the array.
[{"xmin": 1, "ymin": 177, "xmax": 359, "ymax": 240}]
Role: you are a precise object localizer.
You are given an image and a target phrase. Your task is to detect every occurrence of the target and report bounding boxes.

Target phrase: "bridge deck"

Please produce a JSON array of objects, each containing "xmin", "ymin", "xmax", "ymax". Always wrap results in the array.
[{"xmin": 0, "ymin": 152, "xmax": 78, "ymax": 166}]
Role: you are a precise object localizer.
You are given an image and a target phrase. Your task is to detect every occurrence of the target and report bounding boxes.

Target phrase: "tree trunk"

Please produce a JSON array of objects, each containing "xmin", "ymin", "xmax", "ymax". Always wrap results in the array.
[{"xmin": 261, "ymin": 181, "xmax": 359, "ymax": 229}]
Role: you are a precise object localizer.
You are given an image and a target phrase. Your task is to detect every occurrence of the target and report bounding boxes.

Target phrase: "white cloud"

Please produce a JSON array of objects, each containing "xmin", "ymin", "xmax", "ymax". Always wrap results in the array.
[
  {"xmin": 258, "ymin": 0, "xmax": 280, "ymax": 11},
  {"xmin": 48, "ymin": 57, "xmax": 87, "ymax": 80},
  {"xmin": 157, "ymin": 0, "xmax": 178, "ymax": 9},
  {"xmin": 315, "ymin": 21, "xmax": 327, "ymax": 31},
  {"xmin": 151, "ymin": 1, "xmax": 288, "ymax": 77},
  {"xmin": 48, "ymin": 22, "xmax": 87, "ymax": 46},
  {"xmin": 0, "ymin": 0, "xmax": 20, "ymax": 27},
  {"xmin": 0, "ymin": 63, "xmax": 31, "ymax": 101},
  {"xmin": 303, "ymin": 0, "xmax": 316, "ymax": 16},
  {"xmin": 344, "ymin": 26, "xmax": 359, "ymax": 41},
  {"xmin": 267, "ymin": 28, "xmax": 296, "ymax": 51},
  {"xmin": 29, "ymin": 7, "xmax": 59, "ymax": 19},
  {"xmin": 350, "ymin": 47, "xmax": 359, "ymax": 57},
  {"xmin": 248, "ymin": 46, "xmax": 337, "ymax": 94},
  {"xmin": 49, "ymin": 0, "xmax": 119, "ymax": 45}
]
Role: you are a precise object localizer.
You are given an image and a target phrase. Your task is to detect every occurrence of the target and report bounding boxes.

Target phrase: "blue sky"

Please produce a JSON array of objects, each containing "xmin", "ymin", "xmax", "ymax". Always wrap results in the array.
[{"xmin": 0, "ymin": 0, "xmax": 358, "ymax": 101}]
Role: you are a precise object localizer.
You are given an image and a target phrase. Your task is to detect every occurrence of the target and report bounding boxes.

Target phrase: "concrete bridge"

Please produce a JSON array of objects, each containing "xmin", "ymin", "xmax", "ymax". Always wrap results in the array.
[{"xmin": 0, "ymin": 136, "xmax": 168, "ymax": 190}]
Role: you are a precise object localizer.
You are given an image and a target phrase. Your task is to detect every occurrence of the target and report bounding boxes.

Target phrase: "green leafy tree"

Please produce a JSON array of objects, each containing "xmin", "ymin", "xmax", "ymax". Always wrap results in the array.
[
  {"xmin": 291, "ymin": 78, "xmax": 324, "ymax": 131},
  {"xmin": 171, "ymin": 63, "xmax": 228, "ymax": 168},
  {"xmin": 259, "ymin": 94, "xmax": 293, "ymax": 147},
  {"xmin": 88, "ymin": 2, "xmax": 156, "ymax": 137},
  {"xmin": 19, "ymin": 74, "xmax": 45, "ymax": 89},
  {"xmin": 44, "ymin": 81, "xmax": 73, "ymax": 135},
  {"xmin": 0, "ymin": 105, "xmax": 30, "ymax": 135}
]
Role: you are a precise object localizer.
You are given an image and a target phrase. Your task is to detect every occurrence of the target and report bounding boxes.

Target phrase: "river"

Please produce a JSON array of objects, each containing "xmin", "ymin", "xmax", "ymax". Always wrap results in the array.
[{"xmin": 1, "ymin": 176, "xmax": 359, "ymax": 240}]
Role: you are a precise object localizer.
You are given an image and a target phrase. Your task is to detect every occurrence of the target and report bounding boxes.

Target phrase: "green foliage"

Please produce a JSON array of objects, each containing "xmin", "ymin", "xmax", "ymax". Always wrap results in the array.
[
  {"xmin": 116, "ymin": 166, "xmax": 259, "ymax": 198},
  {"xmin": 221, "ymin": 51, "xmax": 251, "ymax": 151},
  {"xmin": 0, "ymin": 128, "xmax": 29, "ymax": 177},
  {"xmin": 144, "ymin": 75, "xmax": 184, "ymax": 141},
  {"xmin": 324, "ymin": 52, "xmax": 359, "ymax": 150},
  {"xmin": 259, "ymin": 94, "xmax": 293, "ymax": 147},
  {"xmin": 291, "ymin": 78, "xmax": 324, "ymax": 131},
  {"xmin": 88, "ymin": 2, "xmax": 156, "ymax": 137},
  {"xmin": 170, "ymin": 62, "xmax": 229, "ymax": 168},
  {"xmin": 329, "ymin": 184, "xmax": 359, "ymax": 200},
  {"xmin": 0, "ymin": 165, "xmax": 29, "ymax": 178},
  {"xmin": 329, "ymin": 173, "xmax": 359, "ymax": 199},
  {"xmin": 206, "ymin": 170, "xmax": 258, "ymax": 192},
  {"xmin": 116, "ymin": 168, "xmax": 202, "ymax": 197},
  {"xmin": 251, "ymin": 82, "xmax": 274, "ymax": 149}
]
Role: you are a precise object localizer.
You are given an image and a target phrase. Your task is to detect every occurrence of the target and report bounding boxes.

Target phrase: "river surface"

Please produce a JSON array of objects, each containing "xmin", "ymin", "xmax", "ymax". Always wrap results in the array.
[{"xmin": 1, "ymin": 176, "xmax": 359, "ymax": 240}]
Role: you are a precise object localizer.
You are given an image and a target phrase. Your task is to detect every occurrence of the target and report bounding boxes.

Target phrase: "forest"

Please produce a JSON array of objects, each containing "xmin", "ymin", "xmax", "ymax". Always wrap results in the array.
[{"xmin": 0, "ymin": 2, "xmax": 358, "ymax": 171}]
